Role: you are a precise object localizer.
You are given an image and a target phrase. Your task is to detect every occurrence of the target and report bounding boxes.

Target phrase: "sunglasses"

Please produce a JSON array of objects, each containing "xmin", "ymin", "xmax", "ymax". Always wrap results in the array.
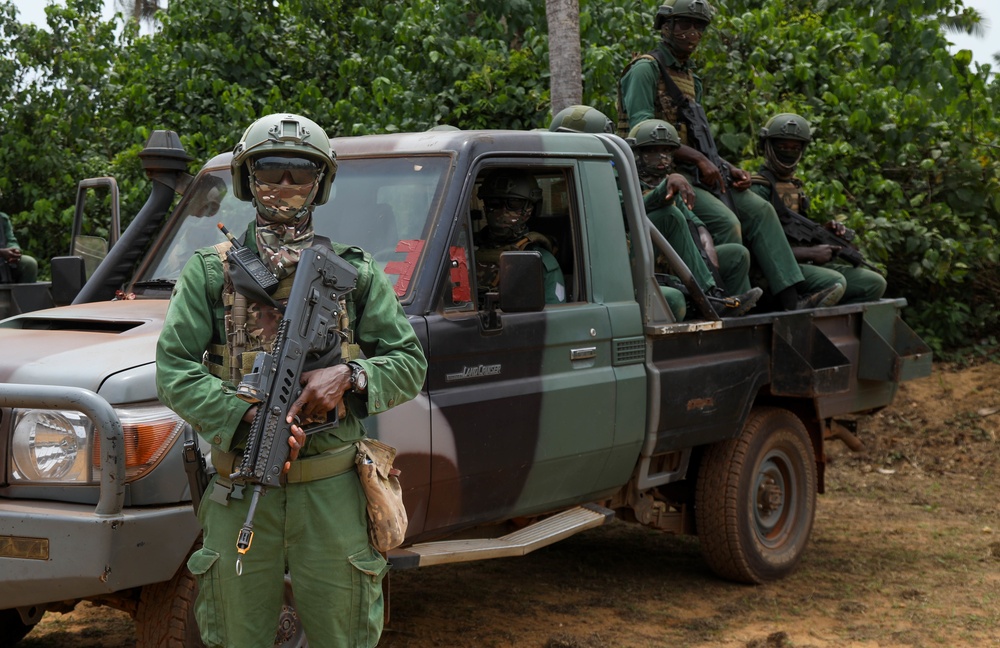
[
  {"xmin": 251, "ymin": 156, "xmax": 321, "ymax": 186},
  {"xmin": 483, "ymin": 196, "xmax": 529, "ymax": 211}
]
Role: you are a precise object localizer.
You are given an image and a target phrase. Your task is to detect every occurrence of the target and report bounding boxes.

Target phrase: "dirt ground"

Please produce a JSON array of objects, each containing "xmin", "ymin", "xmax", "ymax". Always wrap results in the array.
[{"xmin": 20, "ymin": 359, "xmax": 1000, "ymax": 648}]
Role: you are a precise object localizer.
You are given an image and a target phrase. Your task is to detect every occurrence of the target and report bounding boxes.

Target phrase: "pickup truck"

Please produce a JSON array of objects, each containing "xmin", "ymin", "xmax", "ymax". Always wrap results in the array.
[{"xmin": 0, "ymin": 128, "xmax": 931, "ymax": 646}]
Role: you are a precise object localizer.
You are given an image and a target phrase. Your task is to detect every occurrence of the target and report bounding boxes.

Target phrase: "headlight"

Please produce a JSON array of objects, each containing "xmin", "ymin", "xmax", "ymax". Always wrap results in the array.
[
  {"xmin": 10, "ymin": 402, "xmax": 185, "ymax": 484},
  {"xmin": 11, "ymin": 410, "xmax": 91, "ymax": 482}
]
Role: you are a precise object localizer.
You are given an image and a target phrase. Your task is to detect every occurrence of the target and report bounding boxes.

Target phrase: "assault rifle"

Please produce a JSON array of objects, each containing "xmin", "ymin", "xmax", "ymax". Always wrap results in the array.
[
  {"xmin": 231, "ymin": 245, "xmax": 358, "ymax": 574},
  {"xmin": 648, "ymin": 50, "xmax": 740, "ymax": 215},
  {"xmin": 775, "ymin": 205, "xmax": 879, "ymax": 272}
]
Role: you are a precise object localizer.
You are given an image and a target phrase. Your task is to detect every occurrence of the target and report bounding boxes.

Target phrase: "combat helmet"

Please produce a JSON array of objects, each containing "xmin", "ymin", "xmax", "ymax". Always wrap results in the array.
[
  {"xmin": 627, "ymin": 119, "xmax": 682, "ymax": 150},
  {"xmin": 549, "ymin": 105, "xmax": 614, "ymax": 134},
  {"xmin": 477, "ymin": 169, "xmax": 543, "ymax": 241},
  {"xmin": 231, "ymin": 113, "xmax": 337, "ymax": 208},
  {"xmin": 654, "ymin": 0, "xmax": 715, "ymax": 30},
  {"xmin": 759, "ymin": 113, "xmax": 812, "ymax": 144},
  {"xmin": 759, "ymin": 113, "xmax": 812, "ymax": 176}
]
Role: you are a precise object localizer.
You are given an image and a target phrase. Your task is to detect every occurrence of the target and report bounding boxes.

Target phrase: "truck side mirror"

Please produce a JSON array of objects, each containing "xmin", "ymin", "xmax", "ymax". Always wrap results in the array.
[
  {"xmin": 499, "ymin": 251, "xmax": 545, "ymax": 313},
  {"xmin": 50, "ymin": 256, "xmax": 87, "ymax": 306}
]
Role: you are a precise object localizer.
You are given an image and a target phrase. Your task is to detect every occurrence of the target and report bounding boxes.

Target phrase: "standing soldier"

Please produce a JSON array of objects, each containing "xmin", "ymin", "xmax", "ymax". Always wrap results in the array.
[
  {"xmin": 156, "ymin": 113, "xmax": 427, "ymax": 648},
  {"xmin": 751, "ymin": 113, "xmax": 886, "ymax": 303},
  {"xmin": 618, "ymin": 0, "xmax": 842, "ymax": 310}
]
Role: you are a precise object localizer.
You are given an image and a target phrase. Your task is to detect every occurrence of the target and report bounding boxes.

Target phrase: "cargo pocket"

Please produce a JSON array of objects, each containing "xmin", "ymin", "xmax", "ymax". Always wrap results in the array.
[
  {"xmin": 347, "ymin": 545, "xmax": 389, "ymax": 647},
  {"xmin": 186, "ymin": 547, "xmax": 227, "ymax": 647}
]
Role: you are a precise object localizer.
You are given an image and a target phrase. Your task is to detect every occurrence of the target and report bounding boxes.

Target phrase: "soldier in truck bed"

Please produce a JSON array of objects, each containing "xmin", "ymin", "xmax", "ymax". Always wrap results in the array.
[
  {"xmin": 750, "ymin": 112, "xmax": 886, "ymax": 304},
  {"xmin": 547, "ymin": 106, "xmax": 760, "ymax": 319},
  {"xmin": 629, "ymin": 118, "xmax": 762, "ymax": 318},
  {"xmin": 617, "ymin": 0, "xmax": 842, "ymax": 310}
]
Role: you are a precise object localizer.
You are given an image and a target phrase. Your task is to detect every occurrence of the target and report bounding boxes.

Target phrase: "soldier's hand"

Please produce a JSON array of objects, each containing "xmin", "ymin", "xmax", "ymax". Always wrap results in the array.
[
  {"xmin": 825, "ymin": 220, "xmax": 847, "ymax": 237},
  {"xmin": 729, "ymin": 167, "xmax": 751, "ymax": 191},
  {"xmin": 286, "ymin": 364, "xmax": 352, "ymax": 426},
  {"xmin": 666, "ymin": 173, "xmax": 696, "ymax": 209},
  {"xmin": 697, "ymin": 158, "xmax": 725, "ymax": 193},
  {"xmin": 282, "ymin": 425, "xmax": 307, "ymax": 473},
  {"xmin": 805, "ymin": 245, "xmax": 840, "ymax": 264}
]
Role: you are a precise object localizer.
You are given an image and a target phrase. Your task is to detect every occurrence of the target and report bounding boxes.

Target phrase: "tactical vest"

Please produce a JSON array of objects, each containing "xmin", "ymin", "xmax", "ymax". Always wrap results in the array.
[
  {"xmin": 617, "ymin": 53, "xmax": 696, "ymax": 145},
  {"xmin": 751, "ymin": 170, "xmax": 809, "ymax": 217},
  {"xmin": 203, "ymin": 240, "xmax": 356, "ymax": 384},
  {"xmin": 476, "ymin": 232, "xmax": 554, "ymax": 292}
]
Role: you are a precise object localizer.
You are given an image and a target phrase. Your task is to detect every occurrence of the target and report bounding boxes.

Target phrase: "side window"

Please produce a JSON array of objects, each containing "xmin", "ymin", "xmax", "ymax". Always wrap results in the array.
[{"xmin": 451, "ymin": 166, "xmax": 581, "ymax": 310}]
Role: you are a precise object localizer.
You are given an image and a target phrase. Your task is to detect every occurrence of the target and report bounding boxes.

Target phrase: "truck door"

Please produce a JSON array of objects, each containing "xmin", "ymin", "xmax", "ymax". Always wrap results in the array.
[{"xmin": 422, "ymin": 162, "xmax": 626, "ymax": 532}]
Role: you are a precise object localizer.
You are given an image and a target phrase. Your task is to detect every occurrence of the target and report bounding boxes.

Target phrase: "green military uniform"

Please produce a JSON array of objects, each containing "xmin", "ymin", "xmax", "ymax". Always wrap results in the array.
[
  {"xmin": 619, "ymin": 43, "xmax": 805, "ymax": 297},
  {"xmin": 750, "ymin": 179, "xmax": 885, "ymax": 304},
  {"xmin": 156, "ymin": 221, "xmax": 426, "ymax": 648},
  {"xmin": 0, "ymin": 211, "xmax": 38, "ymax": 283},
  {"xmin": 475, "ymin": 230, "xmax": 566, "ymax": 304},
  {"xmin": 642, "ymin": 177, "xmax": 751, "ymax": 297}
]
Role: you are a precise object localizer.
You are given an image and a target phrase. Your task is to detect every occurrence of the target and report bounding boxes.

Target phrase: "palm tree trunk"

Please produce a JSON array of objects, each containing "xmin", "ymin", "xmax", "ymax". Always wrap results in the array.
[{"xmin": 546, "ymin": 0, "xmax": 582, "ymax": 116}]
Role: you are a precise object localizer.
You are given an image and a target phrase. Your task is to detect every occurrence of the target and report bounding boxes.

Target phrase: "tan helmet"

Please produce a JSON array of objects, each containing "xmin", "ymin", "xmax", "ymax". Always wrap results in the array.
[{"xmin": 231, "ymin": 113, "xmax": 337, "ymax": 206}]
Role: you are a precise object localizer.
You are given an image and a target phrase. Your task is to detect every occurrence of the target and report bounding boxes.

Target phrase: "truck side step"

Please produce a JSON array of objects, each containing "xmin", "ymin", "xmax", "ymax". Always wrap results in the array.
[{"xmin": 388, "ymin": 503, "xmax": 615, "ymax": 570}]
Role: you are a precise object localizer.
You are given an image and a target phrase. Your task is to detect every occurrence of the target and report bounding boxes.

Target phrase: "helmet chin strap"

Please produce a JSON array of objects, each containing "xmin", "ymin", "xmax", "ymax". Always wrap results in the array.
[{"xmin": 764, "ymin": 140, "xmax": 802, "ymax": 179}]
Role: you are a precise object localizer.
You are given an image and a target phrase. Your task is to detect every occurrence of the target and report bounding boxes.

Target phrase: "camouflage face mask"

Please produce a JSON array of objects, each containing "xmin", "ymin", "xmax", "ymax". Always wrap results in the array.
[
  {"xmin": 250, "ymin": 172, "xmax": 323, "ymax": 225},
  {"xmin": 255, "ymin": 217, "xmax": 315, "ymax": 280},
  {"xmin": 484, "ymin": 204, "xmax": 531, "ymax": 242}
]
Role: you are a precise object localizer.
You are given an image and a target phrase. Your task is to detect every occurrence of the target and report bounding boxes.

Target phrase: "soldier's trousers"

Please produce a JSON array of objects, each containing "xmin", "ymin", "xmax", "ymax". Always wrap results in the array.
[
  {"xmin": 687, "ymin": 184, "xmax": 804, "ymax": 295},
  {"xmin": 804, "ymin": 261, "xmax": 887, "ymax": 304},
  {"xmin": 648, "ymin": 205, "xmax": 751, "ymax": 296},
  {"xmin": 188, "ymin": 468, "xmax": 387, "ymax": 648}
]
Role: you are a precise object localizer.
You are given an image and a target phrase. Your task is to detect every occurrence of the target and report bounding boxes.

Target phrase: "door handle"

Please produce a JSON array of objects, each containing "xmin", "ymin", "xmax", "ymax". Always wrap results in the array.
[{"xmin": 570, "ymin": 346, "xmax": 597, "ymax": 361}]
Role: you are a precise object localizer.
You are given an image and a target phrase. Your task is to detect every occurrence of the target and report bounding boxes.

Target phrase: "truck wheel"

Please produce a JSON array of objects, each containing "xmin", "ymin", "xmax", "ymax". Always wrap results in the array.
[
  {"xmin": 134, "ymin": 557, "xmax": 205, "ymax": 648},
  {"xmin": 695, "ymin": 407, "xmax": 817, "ymax": 584},
  {"xmin": 0, "ymin": 608, "xmax": 35, "ymax": 647}
]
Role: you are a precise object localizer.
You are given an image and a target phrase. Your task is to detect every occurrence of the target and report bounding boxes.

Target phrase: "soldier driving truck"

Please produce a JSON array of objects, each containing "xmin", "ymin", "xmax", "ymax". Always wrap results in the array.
[{"xmin": 0, "ymin": 124, "xmax": 929, "ymax": 646}]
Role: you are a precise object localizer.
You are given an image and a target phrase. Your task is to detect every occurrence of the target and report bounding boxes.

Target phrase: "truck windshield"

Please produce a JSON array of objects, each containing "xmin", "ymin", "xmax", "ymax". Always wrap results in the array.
[{"xmin": 137, "ymin": 155, "xmax": 450, "ymax": 301}]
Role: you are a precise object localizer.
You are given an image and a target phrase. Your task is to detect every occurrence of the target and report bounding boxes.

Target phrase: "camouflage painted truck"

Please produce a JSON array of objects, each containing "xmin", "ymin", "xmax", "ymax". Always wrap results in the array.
[{"xmin": 0, "ymin": 128, "xmax": 931, "ymax": 646}]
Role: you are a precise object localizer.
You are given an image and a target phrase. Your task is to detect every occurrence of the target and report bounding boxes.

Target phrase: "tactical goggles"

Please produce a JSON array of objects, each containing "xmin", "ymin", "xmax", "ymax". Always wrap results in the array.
[
  {"xmin": 483, "ymin": 196, "xmax": 529, "ymax": 211},
  {"xmin": 673, "ymin": 19, "xmax": 708, "ymax": 33},
  {"xmin": 640, "ymin": 147, "xmax": 675, "ymax": 164},
  {"xmin": 251, "ymin": 156, "xmax": 321, "ymax": 186}
]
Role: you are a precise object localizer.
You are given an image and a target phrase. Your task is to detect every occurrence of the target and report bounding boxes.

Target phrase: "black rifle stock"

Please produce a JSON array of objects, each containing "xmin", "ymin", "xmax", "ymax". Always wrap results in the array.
[{"xmin": 231, "ymin": 245, "xmax": 358, "ymax": 574}]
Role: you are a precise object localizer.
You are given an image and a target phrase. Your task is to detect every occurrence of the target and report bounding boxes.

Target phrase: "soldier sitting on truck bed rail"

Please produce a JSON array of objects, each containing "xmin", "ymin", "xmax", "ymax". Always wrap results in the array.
[
  {"xmin": 474, "ymin": 169, "xmax": 566, "ymax": 305},
  {"xmin": 750, "ymin": 113, "xmax": 886, "ymax": 305},
  {"xmin": 547, "ymin": 106, "xmax": 759, "ymax": 319},
  {"xmin": 629, "ymin": 119, "xmax": 762, "ymax": 318}
]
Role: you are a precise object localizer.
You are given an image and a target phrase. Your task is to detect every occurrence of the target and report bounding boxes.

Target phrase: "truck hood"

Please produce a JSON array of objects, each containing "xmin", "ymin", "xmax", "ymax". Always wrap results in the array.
[{"xmin": 0, "ymin": 299, "xmax": 168, "ymax": 389}]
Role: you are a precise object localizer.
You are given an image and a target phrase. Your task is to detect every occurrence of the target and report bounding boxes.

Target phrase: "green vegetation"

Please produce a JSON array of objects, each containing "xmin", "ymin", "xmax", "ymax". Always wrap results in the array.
[{"xmin": 0, "ymin": 0, "xmax": 996, "ymax": 353}]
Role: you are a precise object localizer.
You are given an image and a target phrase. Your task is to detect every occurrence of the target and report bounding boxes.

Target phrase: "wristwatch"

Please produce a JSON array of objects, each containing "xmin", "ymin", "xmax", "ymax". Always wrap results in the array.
[{"xmin": 348, "ymin": 361, "xmax": 368, "ymax": 394}]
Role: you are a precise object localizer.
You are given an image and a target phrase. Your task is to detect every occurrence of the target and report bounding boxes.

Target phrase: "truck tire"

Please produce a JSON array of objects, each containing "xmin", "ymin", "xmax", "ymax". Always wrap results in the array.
[
  {"xmin": 134, "ymin": 557, "xmax": 205, "ymax": 648},
  {"xmin": 695, "ymin": 407, "xmax": 817, "ymax": 584},
  {"xmin": 0, "ymin": 608, "xmax": 35, "ymax": 647}
]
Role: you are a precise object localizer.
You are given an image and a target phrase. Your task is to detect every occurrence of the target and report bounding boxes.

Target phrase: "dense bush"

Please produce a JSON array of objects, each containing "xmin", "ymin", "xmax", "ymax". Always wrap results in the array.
[{"xmin": 0, "ymin": 0, "xmax": 996, "ymax": 353}]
